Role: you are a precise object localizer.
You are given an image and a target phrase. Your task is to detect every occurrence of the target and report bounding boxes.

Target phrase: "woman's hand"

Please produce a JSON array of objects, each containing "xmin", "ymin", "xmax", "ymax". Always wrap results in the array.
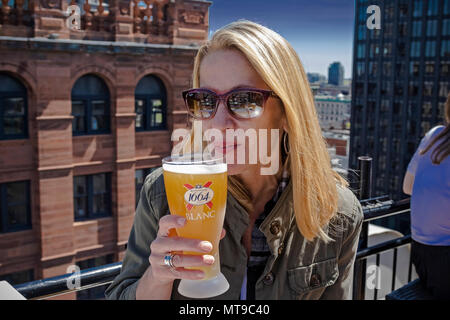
[
  {"xmin": 147, "ymin": 215, "xmax": 226, "ymax": 285},
  {"xmin": 136, "ymin": 215, "xmax": 226, "ymax": 299}
]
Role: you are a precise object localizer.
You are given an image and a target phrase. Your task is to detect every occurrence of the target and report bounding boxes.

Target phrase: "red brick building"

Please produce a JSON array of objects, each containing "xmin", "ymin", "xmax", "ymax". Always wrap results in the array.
[
  {"xmin": 0, "ymin": 0, "xmax": 210, "ymax": 298},
  {"xmin": 325, "ymin": 135, "xmax": 348, "ymax": 157}
]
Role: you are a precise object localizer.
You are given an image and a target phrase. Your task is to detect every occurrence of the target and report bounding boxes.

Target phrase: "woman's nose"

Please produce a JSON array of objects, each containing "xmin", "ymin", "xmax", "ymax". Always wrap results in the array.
[{"xmin": 207, "ymin": 99, "xmax": 236, "ymax": 130}]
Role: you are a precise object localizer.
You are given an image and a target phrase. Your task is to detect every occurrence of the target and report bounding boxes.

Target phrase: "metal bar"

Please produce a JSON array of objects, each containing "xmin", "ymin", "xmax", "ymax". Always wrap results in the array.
[
  {"xmin": 352, "ymin": 259, "xmax": 360, "ymax": 299},
  {"xmin": 391, "ymin": 248, "xmax": 398, "ymax": 292},
  {"xmin": 356, "ymin": 235, "xmax": 412, "ymax": 260},
  {"xmin": 358, "ymin": 156, "xmax": 372, "ymax": 200},
  {"xmin": 359, "ymin": 194, "xmax": 390, "ymax": 203},
  {"xmin": 374, "ymin": 253, "xmax": 380, "ymax": 300},
  {"xmin": 408, "ymin": 248, "xmax": 413, "ymax": 282},
  {"xmin": 353, "ymin": 156, "xmax": 372, "ymax": 300},
  {"xmin": 362, "ymin": 198, "xmax": 410, "ymax": 221},
  {"xmin": 14, "ymin": 262, "xmax": 122, "ymax": 300},
  {"xmin": 363, "ymin": 208, "xmax": 411, "ymax": 222},
  {"xmin": 33, "ymin": 280, "xmax": 114, "ymax": 300}
]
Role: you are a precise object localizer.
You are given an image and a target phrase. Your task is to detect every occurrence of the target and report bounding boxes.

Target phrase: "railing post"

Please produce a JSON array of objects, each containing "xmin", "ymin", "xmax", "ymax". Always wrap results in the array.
[
  {"xmin": 359, "ymin": 156, "xmax": 372, "ymax": 200},
  {"xmin": 353, "ymin": 156, "xmax": 372, "ymax": 300}
]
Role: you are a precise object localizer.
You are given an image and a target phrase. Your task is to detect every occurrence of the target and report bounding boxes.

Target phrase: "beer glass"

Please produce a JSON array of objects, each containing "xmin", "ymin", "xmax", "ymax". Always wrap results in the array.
[{"xmin": 162, "ymin": 155, "xmax": 229, "ymax": 298}]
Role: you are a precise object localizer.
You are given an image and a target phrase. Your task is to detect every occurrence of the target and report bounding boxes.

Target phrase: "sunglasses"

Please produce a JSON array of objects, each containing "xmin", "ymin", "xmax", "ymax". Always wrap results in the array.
[{"xmin": 182, "ymin": 87, "xmax": 280, "ymax": 120}]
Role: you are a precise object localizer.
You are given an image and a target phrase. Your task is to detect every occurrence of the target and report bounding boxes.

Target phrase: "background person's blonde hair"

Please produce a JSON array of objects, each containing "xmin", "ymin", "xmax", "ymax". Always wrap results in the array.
[{"xmin": 186, "ymin": 20, "xmax": 348, "ymax": 242}]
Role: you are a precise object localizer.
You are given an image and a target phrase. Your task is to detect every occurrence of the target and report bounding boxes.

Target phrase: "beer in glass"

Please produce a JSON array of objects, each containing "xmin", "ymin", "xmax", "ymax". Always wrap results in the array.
[{"xmin": 162, "ymin": 155, "xmax": 229, "ymax": 298}]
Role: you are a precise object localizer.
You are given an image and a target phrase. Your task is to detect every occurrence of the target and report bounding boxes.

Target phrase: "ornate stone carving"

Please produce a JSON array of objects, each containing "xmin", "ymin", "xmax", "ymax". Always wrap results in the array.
[
  {"xmin": 41, "ymin": 0, "xmax": 60, "ymax": 9},
  {"xmin": 133, "ymin": 0, "xmax": 142, "ymax": 33},
  {"xmin": 179, "ymin": 10, "xmax": 204, "ymax": 25},
  {"xmin": 83, "ymin": 1, "xmax": 93, "ymax": 29},
  {"xmin": 119, "ymin": 2, "xmax": 130, "ymax": 16}
]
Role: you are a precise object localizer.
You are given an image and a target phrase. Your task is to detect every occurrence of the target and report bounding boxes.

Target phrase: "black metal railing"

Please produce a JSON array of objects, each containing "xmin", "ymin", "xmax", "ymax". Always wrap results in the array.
[
  {"xmin": 353, "ymin": 199, "xmax": 414, "ymax": 300},
  {"xmin": 352, "ymin": 155, "xmax": 373, "ymax": 300},
  {"xmin": 14, "ymin": 262, "xmax": 122, "ymax": 300},
  {"xmin": 12, "ymin": 157, "xmax": 416, "ymax": 300},
  {"xmin": 13, "ymin": 197, "xmax": 414, "ymax": 300},
  {"xmin": 356, "ymin": 234, "xmax": 414, "ymax": 296},
  {"xmin": 352, "ymin": 156, "xmax": 415, "ymax": 300}
]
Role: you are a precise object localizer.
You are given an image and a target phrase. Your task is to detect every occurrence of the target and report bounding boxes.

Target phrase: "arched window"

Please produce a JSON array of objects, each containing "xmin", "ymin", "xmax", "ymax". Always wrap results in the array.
[
  {"xmin": 72, "ymin": 74, "xmax": 110, "ymax": 135},
  {"xmin": 135, "ymin": 75, "xmax": 167, "ymax": 131},
  {"xmin": 0, "ymin": 73, "xmax": 28, "ymax": 140}
]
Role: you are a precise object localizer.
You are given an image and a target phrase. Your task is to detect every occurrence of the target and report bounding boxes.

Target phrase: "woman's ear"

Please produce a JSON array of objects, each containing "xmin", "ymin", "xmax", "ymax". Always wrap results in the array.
[
  {"xmin": 281, "ymin": 117, "xmax": 288, "ymax": 133},
  {"xmin": 279, "ymin": 104, "xmax": 288, "ymax": 133}
]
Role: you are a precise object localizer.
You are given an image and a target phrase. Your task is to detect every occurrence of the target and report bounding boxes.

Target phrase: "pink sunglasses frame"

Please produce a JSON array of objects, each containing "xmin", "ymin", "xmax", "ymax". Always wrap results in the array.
[{"xmin": 182, "ymin": 87, "xmax": 280, "ymax": 120}]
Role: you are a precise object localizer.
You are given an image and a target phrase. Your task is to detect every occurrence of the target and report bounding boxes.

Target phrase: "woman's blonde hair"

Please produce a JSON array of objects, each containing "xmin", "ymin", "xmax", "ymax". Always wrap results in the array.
[{"xmin": 187, "ymin": 20, "xmax": 347, "ymax": 242}]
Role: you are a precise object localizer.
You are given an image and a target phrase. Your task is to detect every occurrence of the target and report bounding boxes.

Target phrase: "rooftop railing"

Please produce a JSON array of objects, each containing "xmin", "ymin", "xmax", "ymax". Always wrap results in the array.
[
  {"xmin": 12, "ymin": 197, "xmax": 415, "ymax": 300},
  {"xmin": 11, "ymin": 157, "xmax": 417, "ymax": 300},
  {"xmin": 353, "ymin": 197, "xmax": 414, "ymax": 300}
]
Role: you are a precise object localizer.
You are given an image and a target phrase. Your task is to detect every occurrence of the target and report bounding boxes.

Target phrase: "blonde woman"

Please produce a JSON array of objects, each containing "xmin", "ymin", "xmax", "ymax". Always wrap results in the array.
[{"xmin": 106, "ymin": 20, "xmax": 363, "ymax": 300}]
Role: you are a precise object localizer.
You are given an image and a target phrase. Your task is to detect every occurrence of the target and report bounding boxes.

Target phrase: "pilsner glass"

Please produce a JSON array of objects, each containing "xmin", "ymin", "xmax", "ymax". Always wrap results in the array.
[{"xmin": 162, "ymin": 155, "xmax": 229, "ymax": 298}]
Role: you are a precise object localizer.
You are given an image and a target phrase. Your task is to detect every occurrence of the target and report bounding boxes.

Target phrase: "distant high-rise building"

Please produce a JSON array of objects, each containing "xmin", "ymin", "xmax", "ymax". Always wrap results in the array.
[
  {"xmin": 307, "ymin": 72, "xmax": 327, "ymax": 84},
  {"xmin": 350, "ymin": 0, "xmax": 449, "ymax": 231},
  {"xmin": 328, "ymin": 62, "xmax": 345, "ymax": 86}
]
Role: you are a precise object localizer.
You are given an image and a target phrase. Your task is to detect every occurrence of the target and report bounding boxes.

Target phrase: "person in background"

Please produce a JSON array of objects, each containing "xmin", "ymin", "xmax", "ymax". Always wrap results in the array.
[{"xmin": 403, "ymin": 94, "xmax": 450, "ymax": 300}]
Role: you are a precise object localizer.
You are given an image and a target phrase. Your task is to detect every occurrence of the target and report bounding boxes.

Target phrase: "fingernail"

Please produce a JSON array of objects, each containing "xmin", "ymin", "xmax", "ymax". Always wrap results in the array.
[
  {"xmin": 203, "ymin": 255, "xmax": 215, "ymax": 265},
  {"xmin": 199, "ymin": 241, "xmax": 212, "ymax": 252},
  {"xmin": 177, "ymin": 217, "xmax": 186, "ymax": 226}
]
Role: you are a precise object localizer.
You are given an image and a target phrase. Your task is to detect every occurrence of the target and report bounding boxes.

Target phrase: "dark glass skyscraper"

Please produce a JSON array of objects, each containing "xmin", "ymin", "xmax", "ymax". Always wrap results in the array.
[
  {"xmin": 328, "ymin": 62, "xmax": 345, "ymax": 86},
  {"xmin": 350, "ymin": 0, "xmax": 450, "ymax": 231}
]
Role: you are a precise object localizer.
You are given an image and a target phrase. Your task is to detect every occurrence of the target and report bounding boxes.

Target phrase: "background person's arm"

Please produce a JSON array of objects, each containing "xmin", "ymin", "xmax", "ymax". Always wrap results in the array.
[
  {"xmin": 402, "ymin": 125, "xmax": 444, "ymax": 196},
  {"xmin": 402, "ymin": 171, "xmax": 415, "ymax": 196}
]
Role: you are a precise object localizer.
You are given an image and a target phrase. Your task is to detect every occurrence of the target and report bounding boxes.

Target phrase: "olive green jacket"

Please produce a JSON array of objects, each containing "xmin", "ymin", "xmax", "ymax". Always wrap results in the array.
[{"xmin": 105, "ymin": 167, "xmax": 363, "ymax": 300}]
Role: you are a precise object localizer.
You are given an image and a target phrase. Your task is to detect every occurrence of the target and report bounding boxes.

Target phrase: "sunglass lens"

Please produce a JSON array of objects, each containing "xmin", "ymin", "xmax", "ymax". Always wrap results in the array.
[
  {"xmin": 185, "ymin": 91, "xmax": 216, "ymax": 119},
  {"xmin": 228, "ymin": 91, "xmax": 264, "ymax": 119}
]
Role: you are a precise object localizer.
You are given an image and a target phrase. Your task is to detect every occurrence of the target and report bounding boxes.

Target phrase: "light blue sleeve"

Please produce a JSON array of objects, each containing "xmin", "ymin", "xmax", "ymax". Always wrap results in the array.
[{"xmin": 407, "ymin": 126, "xmax": 444, "ymax": 175}]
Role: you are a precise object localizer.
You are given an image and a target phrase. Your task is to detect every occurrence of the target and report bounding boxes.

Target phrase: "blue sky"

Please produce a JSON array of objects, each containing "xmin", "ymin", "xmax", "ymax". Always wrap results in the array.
[{"xmin": 208, "ymin": 0, "xmax": 355, "ymax": 79}]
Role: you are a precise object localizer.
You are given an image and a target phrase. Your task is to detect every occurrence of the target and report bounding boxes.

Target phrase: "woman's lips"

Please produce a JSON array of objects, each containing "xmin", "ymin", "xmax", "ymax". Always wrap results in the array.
[{"xmin": 214, "ymin": 144, "xmax": 239, "ymax": 155}]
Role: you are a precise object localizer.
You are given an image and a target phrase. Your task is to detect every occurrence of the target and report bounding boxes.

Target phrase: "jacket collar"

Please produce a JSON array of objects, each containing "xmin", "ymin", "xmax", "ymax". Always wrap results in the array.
[{"xmin": 225, "ymin": 179, "xmax": 295, "ymax": 256}]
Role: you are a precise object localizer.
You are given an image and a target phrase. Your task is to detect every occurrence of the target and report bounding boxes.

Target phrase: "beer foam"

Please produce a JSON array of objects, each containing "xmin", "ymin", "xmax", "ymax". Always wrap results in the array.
[{"xmin": 163, "ymin": 163, "xmax": 227, "ymax": 174}]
